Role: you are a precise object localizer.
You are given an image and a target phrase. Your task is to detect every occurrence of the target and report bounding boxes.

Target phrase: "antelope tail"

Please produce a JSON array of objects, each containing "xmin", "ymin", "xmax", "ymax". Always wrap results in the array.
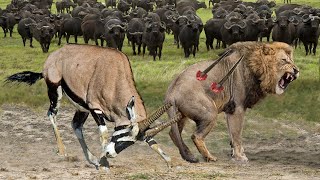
[{"xmin": 5, "ymin": 71, "xmax": 43, "ymax": 85}]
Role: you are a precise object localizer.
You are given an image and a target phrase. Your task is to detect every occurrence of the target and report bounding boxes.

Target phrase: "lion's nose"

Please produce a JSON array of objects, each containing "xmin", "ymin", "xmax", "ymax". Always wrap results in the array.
[{"xmin": 293, "ymin": 68, "xmax": 299, "ymax": 75}]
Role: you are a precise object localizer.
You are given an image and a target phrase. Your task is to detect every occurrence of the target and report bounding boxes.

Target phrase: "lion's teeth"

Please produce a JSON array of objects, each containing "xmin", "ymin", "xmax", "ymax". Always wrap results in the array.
[{"xmin": 286, "ymin": 73, "xmax": 290, "ymax": 80}]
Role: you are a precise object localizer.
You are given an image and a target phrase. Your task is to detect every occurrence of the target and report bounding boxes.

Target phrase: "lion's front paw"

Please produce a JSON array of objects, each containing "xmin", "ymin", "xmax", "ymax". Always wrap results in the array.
[{"xmin": 204, "ymin": 154, "xmax": 218, "ymax": 162}]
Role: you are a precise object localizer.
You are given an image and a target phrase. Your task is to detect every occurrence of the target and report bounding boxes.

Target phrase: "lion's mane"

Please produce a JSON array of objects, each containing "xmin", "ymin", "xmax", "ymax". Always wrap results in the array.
[{"xmin": 228, "ymin": 42, "xmax": 294, "ymax": 94}]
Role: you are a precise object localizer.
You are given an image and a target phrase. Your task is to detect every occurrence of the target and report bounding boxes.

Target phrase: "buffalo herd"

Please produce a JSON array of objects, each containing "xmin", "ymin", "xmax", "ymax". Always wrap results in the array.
[{"xmin": 0, "ymin": 0, "xmax": 320, "ymax": 57}]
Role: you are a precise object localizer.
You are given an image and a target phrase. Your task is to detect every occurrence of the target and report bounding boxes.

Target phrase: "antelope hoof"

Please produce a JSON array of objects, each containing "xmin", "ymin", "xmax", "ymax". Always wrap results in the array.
[{"xmin": 99, "ymin": 166, "xmax": 110, "ymax": 173}]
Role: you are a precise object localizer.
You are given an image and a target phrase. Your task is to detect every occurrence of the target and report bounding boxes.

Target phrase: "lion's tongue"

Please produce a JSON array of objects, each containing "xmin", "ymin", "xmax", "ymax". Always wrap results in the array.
[{"xmin": 280, "ymin": 79, "xmax": 285, "ymax": 88}]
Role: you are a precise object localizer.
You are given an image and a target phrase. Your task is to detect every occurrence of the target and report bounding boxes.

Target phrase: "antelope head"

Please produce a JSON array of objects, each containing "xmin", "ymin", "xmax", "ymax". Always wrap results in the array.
[{"xmin": 105, "ymin": 97, "xmax": 173, "ymax": 158}]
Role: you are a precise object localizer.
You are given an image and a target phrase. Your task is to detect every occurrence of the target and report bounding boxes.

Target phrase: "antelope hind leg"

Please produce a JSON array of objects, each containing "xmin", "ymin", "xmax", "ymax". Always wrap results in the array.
[
  {"xmin": 47, "ymin": 84, "xmax": 67, "ymax": 156},
  {"xmin": 72, "ymin": 111, "xmax": 100, "ymax": 169}
]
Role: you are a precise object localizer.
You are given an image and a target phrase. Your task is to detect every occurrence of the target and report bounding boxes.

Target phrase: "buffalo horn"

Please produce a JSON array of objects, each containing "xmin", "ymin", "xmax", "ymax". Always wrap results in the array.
[
  {"xmin": 224, "ymin": 21, "xmax": 233, "ymax": 29},
  {"xmin": 302, "ymin": 14, "xmax": 310, "ymax": 23},
  {"xmin": 238, "ymin": 21, "xmax": 246, "ymax": 29},
  {"xmin": 138, "ymin": 102, "xmax": 172, "ymax": 132},
  {"xmin": 108, "ymin": 24, "xmax": 123, "ymax": 30},
  {"xmin": 129, "ymin": 32, "xmax": 143, "ymax": 35}
]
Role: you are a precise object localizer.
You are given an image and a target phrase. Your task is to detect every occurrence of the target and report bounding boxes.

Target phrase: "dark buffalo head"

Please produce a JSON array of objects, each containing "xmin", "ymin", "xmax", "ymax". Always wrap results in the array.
[
  {"xmin": 146, "ymin": 21, "xmax": 166, "ymax": 36},
  {"xmin": 247, "ymin": 15, "xmax": 268, "ymax": 32},
  {"xmin": 224, "ymin": 18, "xmax": 246, "ymax": 39},
  {"xmin": 174, "ymin": 16, "xmax": 190, "ymax": 27},
  {"xmin": 274, "ymin": 16, "xmax": 289, "ymax": 29},
  {"xmin": 128, "ymin": 31, "xmax": 143, "ymax": 44},
  {"xmin": 258, "ymin": 9, "xmax": 272, "ymax": 19},
  {"xmin": 107, "ymin": 23, "xmax": 127, "ymax": 37},
  {"xmin": 187, "ymin": 20, "xmax": 200, "ymax": 32},
  {"xmin": 213, "ymin": 8, "xmax": 228, "ymax": 19},
  {"xmin": 303, "ymin": 14, "xmax": 320, "ymax": 30}
]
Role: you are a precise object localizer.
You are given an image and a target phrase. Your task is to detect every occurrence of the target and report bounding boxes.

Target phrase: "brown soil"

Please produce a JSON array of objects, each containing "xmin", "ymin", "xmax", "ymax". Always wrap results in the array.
[{"xmin": 0, "ymin": 104, "xmax": 319, "ymax": 180}]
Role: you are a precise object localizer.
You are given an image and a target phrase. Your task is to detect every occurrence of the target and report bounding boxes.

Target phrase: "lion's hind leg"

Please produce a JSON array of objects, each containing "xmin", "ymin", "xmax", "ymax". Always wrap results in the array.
[
  {"xmin": 179, "ymin": 98, "xmax": 218, "ymax": 162},
  {"xmin": 190, "ymin": 107, "xmax": 218, "ymax": 162},
  {"xmin": 169, "ymin": 118, "xmax": 199, "ymax": 163},
  {"xmin": 226, "ymin": 106, "xmax": 248, "ymax": 162}
]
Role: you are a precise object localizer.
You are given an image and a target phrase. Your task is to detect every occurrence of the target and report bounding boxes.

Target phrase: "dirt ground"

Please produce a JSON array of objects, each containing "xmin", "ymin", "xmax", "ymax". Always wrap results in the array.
[{"xmin": 0, "ymin": 104, "xmax": 319, "ymax": 180}]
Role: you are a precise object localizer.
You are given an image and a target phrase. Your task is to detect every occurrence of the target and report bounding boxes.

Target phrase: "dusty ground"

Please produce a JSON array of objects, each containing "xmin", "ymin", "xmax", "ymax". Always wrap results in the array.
[{"xmin": 0, "ymin": 104, "xmax": 319, "ymax": 180}]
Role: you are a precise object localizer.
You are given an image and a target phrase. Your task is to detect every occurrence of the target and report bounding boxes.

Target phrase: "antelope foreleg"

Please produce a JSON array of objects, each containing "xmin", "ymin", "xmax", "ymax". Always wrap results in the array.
[
  {"xmin": 91, "ymin": 109, "xmax": 110, "ymax": 171},
  {"xmin": 145, "ymin": 137, "xmax": 172, "ymax": 168}
]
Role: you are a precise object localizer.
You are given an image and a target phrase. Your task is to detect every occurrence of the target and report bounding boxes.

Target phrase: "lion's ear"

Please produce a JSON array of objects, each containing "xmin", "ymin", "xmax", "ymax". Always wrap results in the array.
[{"xmin": 262, "ymin": 44, "xmax": 275, "ymax": 55}]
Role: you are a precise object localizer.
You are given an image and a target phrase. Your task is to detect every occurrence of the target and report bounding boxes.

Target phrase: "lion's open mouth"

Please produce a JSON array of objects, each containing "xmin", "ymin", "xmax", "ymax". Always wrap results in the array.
[{"xmin": 278, "ymin": 72, "xmax": 297, "ymax": 90}]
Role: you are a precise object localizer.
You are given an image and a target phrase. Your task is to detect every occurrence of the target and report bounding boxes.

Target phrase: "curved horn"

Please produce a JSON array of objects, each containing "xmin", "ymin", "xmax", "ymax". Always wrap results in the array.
[
  {"xmin": 313, "ymin": 16, "xmax": 320, "ymax": 20},
  {"xmin": 249, "ymin": 17, "xmax": 260, "ymax": 24},
  {"xmin": 129, "ymin": 32, "xmax": 143, "ymax": 35},
  {"xmin": 107, "ymin": 23, "xmax": 118, "ymax": 30},
  {"xmin": 238, "ymin": 21, "xmax": 247, "ymax": 29},
  {"xmin": 160, "ymin": 21, "xmax": 166, "ymax": 29},
  {"xmin": 302, "ymin": 14, "xmax": 310, "ymax": 23},
  {"xmin": 138, "ymin": 102, "xmax": 172, "ymax": 132},
  {"xmin": 144, "ymin": 112, "xmax": 183, "ymax": 138},
  {"xmin": 174, "ymin": 15, "xmax": 187, "ymax": 22},
  {"xmin": 224, "ymin": 21, "xmax": 233, "ymax": 29}
]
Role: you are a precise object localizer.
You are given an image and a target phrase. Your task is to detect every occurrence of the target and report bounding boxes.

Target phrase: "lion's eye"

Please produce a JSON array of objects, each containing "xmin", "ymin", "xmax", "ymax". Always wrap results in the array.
[{"xmin": 281, "ymin": 58, "xmax": 287, "ymax": 63}]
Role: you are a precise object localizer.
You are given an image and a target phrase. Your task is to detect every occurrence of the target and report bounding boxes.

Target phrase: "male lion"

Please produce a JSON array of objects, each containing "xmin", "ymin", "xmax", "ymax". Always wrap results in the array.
[{"xmin": 165, "ymin": 41, "xmax": 299, "ymax": 163}]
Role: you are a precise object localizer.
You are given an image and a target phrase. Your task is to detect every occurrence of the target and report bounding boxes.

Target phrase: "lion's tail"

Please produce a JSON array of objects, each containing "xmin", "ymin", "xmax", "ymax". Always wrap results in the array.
[{"xmin": 5, "ymin": 71, "xmax": 43, "ymax": 85}]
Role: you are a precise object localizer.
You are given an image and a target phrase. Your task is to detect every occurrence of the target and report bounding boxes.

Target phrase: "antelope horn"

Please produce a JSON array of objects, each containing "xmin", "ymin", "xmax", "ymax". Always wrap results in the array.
[
  {"xmin": 138, "ymin": 102, "xmax": 172, "ymax": 131},
  {"xmin": 144, "ymin": 112, "xmax": 183, "ymax": 138},
  {"xmin": 196, "ymin": 49, "xmax": 233, "ymax": 81},
  {"xmin": 211, "ymin": 55, "xmax": 244, "ymax": 93}
]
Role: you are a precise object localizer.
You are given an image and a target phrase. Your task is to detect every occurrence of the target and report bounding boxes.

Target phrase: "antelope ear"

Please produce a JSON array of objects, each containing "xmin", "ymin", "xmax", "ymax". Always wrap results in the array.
[{"xmin": 126, "ymin": 96, "xmax": 136, "ymax": 122}]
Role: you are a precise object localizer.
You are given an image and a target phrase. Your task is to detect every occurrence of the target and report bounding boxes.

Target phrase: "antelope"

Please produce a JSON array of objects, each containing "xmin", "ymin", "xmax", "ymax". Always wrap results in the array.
[{"xmin": 6, "ymin": 44, "xmax": 179, "ymax": 171}]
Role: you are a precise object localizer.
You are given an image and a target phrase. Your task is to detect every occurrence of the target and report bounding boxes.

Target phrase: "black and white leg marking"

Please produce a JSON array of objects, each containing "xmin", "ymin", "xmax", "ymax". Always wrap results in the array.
[
  {"xmin": 47, "ymin": 83, "xmax": 66, "ymax": 156},
  {"xmin": 106, "ymin": 125, "xmax": 137, "ymax": 158},
  {"xmin": 90, "ymin": 109, "xmax": 110, "ymax": 170},
  {"xmin": 145, "ymin": 137, "xmax": 172, "ymax": 168},
  {"xmin": 90, "ymin": 109, "xmax": 109, "ymax": 152},
  {"xmin": 106, "ymin": 96, "xmax": 139, "ymax": 158}
]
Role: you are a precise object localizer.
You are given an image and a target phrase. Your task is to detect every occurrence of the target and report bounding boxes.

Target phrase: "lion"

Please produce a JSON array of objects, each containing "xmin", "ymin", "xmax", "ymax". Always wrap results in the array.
[{"xmin": 164, "ymin": 41, "xmax": 299, "ymax": 163}]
